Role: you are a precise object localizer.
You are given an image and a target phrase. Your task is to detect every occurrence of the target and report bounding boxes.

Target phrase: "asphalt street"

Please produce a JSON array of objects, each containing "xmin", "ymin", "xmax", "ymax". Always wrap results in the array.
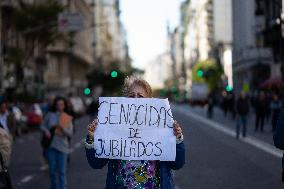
[{"xmin": 8, "ymin": 104, "xmax": 284, "ymax": 189}]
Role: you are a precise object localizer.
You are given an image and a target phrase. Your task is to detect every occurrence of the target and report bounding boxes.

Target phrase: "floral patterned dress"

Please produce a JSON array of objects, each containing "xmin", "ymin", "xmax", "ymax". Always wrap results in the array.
[{"xmin": 116, "ymin": 160, "xmax": 160, "ymax": 189}]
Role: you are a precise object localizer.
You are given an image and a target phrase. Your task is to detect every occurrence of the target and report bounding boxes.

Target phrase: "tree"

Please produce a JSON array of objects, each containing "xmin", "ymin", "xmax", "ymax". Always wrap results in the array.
[
  {"xmin": 10, "ymin": 0, "xmax": 64, "ymax": 67},
  {"xmin": 192, "ymin": 59, "xmax": 223, "ymax": 91},
  {"xmin": 13, "ymin": 0, "xmax": 64, "ymax": 50},
  {"xmin": 86, "ymin": 60, "xmax": 134, "ymax": 96},
  {"xmin": 8, "ymin": 1, "xmax": 64, "ymax": 98}
]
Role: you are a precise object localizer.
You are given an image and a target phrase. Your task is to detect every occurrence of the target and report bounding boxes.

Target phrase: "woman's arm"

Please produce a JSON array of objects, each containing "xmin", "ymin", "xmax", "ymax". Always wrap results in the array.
[
  {"xmin": 166, "ymin": 142, "xmax": 185, "ymax": 170},
  {"xmin": 60, "ymin": 123, "xmax": 73, "ymax": 137},
  {"xmin": 85, "ymin": 120, "xmax": 109, "ymax": 169},
  {"xmin": 166, "ymin": 121, "xmax": 185, "ymax": 170}
]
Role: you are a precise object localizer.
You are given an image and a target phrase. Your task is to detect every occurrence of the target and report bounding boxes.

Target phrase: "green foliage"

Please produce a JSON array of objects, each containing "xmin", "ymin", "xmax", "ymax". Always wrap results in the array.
[
  {"xmin": 13, "ymin": 0, "xmax": 64, "ymax": 46},
  {"xmin": 14, "ymin": 92, "xmax": 38, "ymax": 103},
  {"xmin": 192, "ymin": 59, "xmax": 223, "ymax": 91},
  {"xmin": 6, "ymin": 47, "xmax": 24, "ymax": 65}
]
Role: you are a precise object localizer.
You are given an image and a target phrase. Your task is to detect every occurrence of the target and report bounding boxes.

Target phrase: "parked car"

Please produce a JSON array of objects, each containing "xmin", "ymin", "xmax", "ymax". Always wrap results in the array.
[{"xmin": 26, "ymin": 104, "xmax": 43, "ymax": 128}]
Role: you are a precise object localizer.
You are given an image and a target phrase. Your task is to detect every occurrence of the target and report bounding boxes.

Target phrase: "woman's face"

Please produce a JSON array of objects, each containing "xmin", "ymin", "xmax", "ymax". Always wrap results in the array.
[
  {"xmin": 56, "ymin": 100, "xmax": 65, "ymax": 112},
  {"xmin": 128, "ymin": 85, "xmax": 148, "ymax": 98}
]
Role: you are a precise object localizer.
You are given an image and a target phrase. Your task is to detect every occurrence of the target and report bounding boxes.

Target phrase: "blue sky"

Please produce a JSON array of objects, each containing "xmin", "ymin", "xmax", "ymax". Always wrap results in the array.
[{"xmin": 120, "ymin": 0, "xmax": 184, "ymax": 69}]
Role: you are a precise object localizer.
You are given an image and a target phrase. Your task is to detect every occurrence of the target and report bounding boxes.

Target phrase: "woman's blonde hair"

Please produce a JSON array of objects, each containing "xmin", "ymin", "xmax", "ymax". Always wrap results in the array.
[{"xmin": 123, "ymin": 76, "xmax": 152, "ymax": 97}]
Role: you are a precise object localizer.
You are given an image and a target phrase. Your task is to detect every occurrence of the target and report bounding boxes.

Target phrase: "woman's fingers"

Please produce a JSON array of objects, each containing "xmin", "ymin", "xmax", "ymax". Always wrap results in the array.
[
  {"xmin": 173, "ymin": 120, "xmax": 182, "ymax": 136},
  {"xmin": 87, "ymin": 119, "xmax": 98, "ymax": 137}
]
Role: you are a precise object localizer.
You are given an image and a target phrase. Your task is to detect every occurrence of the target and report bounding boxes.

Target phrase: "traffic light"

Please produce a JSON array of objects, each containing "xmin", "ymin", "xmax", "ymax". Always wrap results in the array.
[
  {"xmin": 110, "ymin": 70, "xmax": 118, "ymax": 78},
  {"xmin": 226, "ymin": 85, "xmax": 233, "ymax": 92},
  {"xmin": 84, "ymin": 87, "xmax": 91, "ymax": 95},
  {"xmin": 171, "ymin": 86, "xmax": 177, "ymax": 93},
  {"xmin": 197, "ymin": 69, "xmax": 204, "ymax": 77}
]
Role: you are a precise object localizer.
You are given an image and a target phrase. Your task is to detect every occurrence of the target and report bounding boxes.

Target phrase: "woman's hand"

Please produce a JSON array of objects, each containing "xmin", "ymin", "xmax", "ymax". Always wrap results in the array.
[
  {"xmin": 87, "ymin": 119, "xmax": 98, "ymax": 139},
  {"xmin": 55, "ymin": 125, "xmax": 64, "ymax": 136},
  {"xmin": 173, "ymin": 120, "xmax": 183, "ymax": 139}
]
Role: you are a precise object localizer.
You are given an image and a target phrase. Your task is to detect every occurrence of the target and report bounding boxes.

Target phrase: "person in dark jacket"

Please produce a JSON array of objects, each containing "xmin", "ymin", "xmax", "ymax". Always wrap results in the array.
[
  {"xmin": 271, "ymin": 94, "xmax": 282, "ymax": 132},
  {"xmin": 273, "ymin": 108, "xmax": 284, "ymax": 181},
  {"xmin": 255, "ymin": 92, "xmax": 267, "ymax": 132},
  {"xmin": 85, "ymin": 77, "xmax": 185, "ymax": 189},
  {"xmin": 235, "ymin": 92, "xmax": 250, "ymax": 139},
  {"xmin": 207, "ymin": 92, "xmax": 215, "ymax": 119}
]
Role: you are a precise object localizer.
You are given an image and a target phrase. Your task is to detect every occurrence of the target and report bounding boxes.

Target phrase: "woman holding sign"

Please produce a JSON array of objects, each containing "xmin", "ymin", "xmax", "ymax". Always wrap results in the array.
[
  {"xmin": 41, "ymin": 97, "xmax": 73, "ymax": 189},
  {"xmin": 85, "ymin": 77, "xmax": 185, "ymax": 189}
]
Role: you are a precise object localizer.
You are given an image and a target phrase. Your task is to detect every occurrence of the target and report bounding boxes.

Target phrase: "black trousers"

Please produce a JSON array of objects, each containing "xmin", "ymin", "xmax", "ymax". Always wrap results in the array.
[{"xmin": 255, "ymin": 114, "xmax": 265, "ymax": 132}]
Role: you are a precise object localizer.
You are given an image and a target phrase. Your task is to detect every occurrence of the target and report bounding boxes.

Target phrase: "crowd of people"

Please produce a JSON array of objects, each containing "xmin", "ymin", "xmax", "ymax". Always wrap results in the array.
[
  {"xmin": 0, "ymin": 95, "xmax": 79, "ymax": 189},
  {"xmin": 218, "ymin": 90, "xmax": 283, "ymax": 139}
]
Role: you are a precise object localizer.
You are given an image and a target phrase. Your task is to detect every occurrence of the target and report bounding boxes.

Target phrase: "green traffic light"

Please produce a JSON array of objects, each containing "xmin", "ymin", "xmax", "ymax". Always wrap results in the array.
[
  {"xmin": 197, "ymin": 70, "xmax": 204, "ymax": 77},
  {"xmin": 111, "ymin": 70, "xmax": 118, "ymax": 78},
  {"xmin": 226, "ymin": 85, "xmax": 233, "ymax": 92},
  {"xmin": 84, "ymin": 88, "xmax": 91, "ymax": 95}
]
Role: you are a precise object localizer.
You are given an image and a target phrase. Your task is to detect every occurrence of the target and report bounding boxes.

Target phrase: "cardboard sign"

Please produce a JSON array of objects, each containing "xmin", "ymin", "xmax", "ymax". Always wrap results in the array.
[{"xmin": 94, "ymin": 97, "xmax": 176, "ymax": 161}]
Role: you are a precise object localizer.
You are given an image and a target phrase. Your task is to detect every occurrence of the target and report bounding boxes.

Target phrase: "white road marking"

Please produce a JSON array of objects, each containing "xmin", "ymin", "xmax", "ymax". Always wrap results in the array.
[
  {"xmin": 175, "ymin": 106, "xmax": 283, "ymax": 159},
  {"xmin": 20, "ymin": 175, "xmax": 34, "ymax": 183}
]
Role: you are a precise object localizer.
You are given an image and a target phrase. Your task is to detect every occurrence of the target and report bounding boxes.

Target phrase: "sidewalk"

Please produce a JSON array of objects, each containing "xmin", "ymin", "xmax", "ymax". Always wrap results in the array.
[{"xmin": 177, "ymin": 104, "xmax": 275, "ymax": 146}]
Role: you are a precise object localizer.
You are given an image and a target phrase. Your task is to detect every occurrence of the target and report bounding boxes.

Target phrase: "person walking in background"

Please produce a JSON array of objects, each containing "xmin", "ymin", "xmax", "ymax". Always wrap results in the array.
[
  {"xmin": 228, "ymin": 92, "xmax": 236, "ymax": 120},
  {"xmin": 265, "ymin": 92, "xmax": 272, "ymax": 124},
  {"xmin": 0, "ymin": 100, "xmax": 16, "ymax": 139},
  {"xmin": 41, "ymin": 95, "xmax": 55, "ymax": 116},
  {"xmin": 0, "ymin": 100, "xmax": 15, "ymax": 189},
  {"xmin": 40, "ymin": 95, "xmax": 55, "ymax": 171},
  {"xmin": 221, "ymin": 91, "xmax": 229, "ymax": 117},
  {"xmin": 271, "ymin": 94, "xmax": 282, "ymax": 132},
  {"xmin": 255, "ymin": 92, "xmax": 267, "ymax": 132},
  {"xmin": 40, "ymin": 97, "xmax": 73, "ymax": 189},
  {"xmin": 235, "ymin": 92, "xmax": 250, "ymax": 139},
  {"xmin": 207, "ymin": 92, "xmax": 215, "ymax": 119}
]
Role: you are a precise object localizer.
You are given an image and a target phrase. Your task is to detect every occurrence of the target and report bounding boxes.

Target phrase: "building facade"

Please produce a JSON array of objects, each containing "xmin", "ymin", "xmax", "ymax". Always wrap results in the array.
[
  {"xmin": 0, "ymin": 0, "xmax": 130, "ymax": 98},
  {"xmin": 144, "ymin": 53, "xmax": 172, "ymax": 90},
  {"xmin": 232, "ymin": 0, "xmax": 277, "ymax": 92},
  {"xmin": 46, "ymin": 0, "xmax": 95, "ymax": 96},
  {"xmin": 181, "ymin": 0, "xmax": 232, "ymax": 92}
]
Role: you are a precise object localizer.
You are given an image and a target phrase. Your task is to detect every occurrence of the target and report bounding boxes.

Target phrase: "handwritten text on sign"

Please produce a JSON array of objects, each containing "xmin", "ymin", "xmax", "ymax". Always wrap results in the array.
[{"xmin": 94, "ymin": 97, "xmax": 176, "ymax": 161}]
